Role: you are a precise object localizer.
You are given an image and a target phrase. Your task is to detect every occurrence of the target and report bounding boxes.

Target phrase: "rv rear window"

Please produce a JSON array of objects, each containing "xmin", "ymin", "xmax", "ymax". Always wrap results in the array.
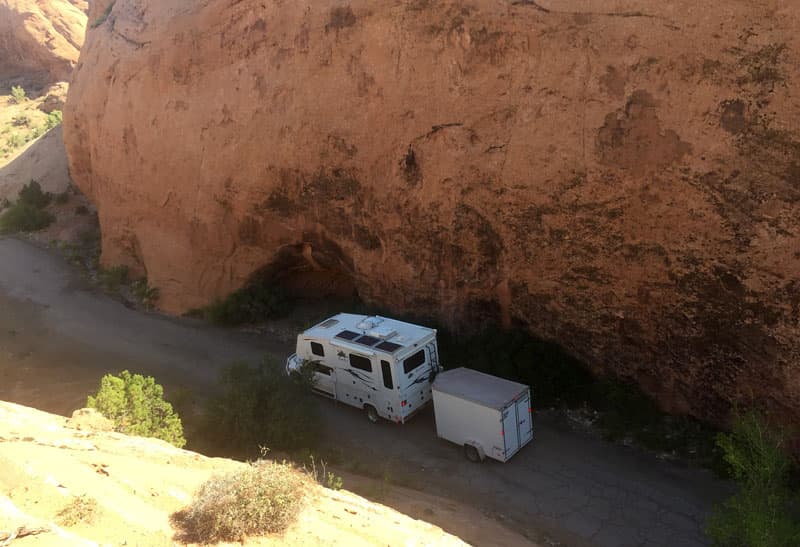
[
  {"xmin": 310, "ymin": 342, "xmax": 324, "ymax": 357},
  {"xmin": 381, "ymin": 360, "xmax": 393, "ymax": 389},
  {"xmin": 335, "ymin": 330, "xmax": 359, "ymax": 341},
  {"xmin": 349, "ymin": 354, "xmax": 372, "ymax": 372},
  {"xmin": 403, "ymin": 350, "xmax": 426, "ymax": 374}
]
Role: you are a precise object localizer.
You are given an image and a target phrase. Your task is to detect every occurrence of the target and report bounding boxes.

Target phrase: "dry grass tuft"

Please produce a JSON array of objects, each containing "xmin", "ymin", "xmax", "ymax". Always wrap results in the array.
[
  {"xmin": 171, "ymin": 460, "xmax": 308, "ymax": 543},
  {"xmin": 56, "ymin": 495, "xmax": 99, "ymax": 526}
]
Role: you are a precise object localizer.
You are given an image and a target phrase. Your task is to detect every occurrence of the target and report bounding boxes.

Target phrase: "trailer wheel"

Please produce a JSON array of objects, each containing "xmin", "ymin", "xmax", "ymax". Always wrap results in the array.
[
  {"xmin": 365, "ymin": 405, "xmax": 379, "ymax": 424},
  {"xmin": 464, "ymin": 444, "xmax": 482, "ymax": 463}
]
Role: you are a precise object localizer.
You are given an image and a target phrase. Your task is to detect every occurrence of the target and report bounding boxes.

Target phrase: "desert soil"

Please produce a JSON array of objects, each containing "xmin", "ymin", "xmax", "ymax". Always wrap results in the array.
[{"xmin": 0, "ymin": 236, "xmax": 733, "ymax": 546}]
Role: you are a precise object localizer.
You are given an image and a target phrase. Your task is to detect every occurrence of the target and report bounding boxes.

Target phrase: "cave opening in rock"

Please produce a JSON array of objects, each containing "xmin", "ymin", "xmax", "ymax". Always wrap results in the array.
[{"xmin": 247, "ymin": 240, "xmax": 360, "ymax": 305}]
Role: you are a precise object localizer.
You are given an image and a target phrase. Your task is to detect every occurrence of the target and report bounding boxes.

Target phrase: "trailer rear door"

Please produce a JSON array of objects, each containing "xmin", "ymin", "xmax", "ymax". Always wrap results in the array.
[
  {"xmin": 502, "ymin": 405, "xmax": 519, "ymax": 458},
  {"xmin": 516, "ymin": 393, "xmax": 533, "ymax": 445}
]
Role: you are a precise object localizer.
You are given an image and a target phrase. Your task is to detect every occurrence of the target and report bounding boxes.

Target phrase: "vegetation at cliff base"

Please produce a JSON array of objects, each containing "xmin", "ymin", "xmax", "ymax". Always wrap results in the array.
[
  {"xmin": 199, "ymin": 283, "xmax": 292, "ymax": 326},
  {"xmin": 707, "ymin": 410, "xmax": 800, "ymax": 547},
  {"xmin": 0, "ymin": 180, "xmax": 54, "ymax": 234},
  {"xmin": 87, "ymin": 370, "xmax": 186, "ymax": 448},
  {"xmin": 172, "ymin": 460, "xmax": 307, "ymax": 542}
]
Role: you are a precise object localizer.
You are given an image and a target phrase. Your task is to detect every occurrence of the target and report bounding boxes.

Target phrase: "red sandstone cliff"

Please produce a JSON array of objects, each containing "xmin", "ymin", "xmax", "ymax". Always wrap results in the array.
[
  {"xmin": 64, "ymin": 0, "xmax": 800, "ymax": 425},
  {"xmin": 0, "ymin": 0, "xmax": 86, "ymax": 84}
]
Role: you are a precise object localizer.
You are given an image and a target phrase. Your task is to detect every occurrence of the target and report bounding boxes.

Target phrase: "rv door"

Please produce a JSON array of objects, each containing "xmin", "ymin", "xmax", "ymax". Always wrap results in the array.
[{"xmin": 311, "ymin": 362, "xmax": 336, "ymax": 398}]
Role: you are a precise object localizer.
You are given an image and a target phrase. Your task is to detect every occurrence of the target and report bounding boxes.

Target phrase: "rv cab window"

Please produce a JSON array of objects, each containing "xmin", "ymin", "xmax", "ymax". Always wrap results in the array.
[
  {"xmin": 310, "ymin": 342, "xmax": 325, "ymax": 357},
  {"xmin": 403, "ymin": 349, "xmax": 426, "ymax": 374},
  {"xmin": 349, "ymin": 353, "xmax": 373, "ymax": 372}
]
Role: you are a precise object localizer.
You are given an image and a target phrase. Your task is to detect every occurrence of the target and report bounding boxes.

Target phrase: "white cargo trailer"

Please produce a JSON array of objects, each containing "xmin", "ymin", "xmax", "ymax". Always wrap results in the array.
[{"xmin": 432, "ymin": 367, "xmax": 533, "ymax": 462}]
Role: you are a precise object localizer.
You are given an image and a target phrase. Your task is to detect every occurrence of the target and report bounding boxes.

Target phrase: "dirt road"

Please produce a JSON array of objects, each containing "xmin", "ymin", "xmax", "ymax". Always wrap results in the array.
[{"xmin": 0, "ymin": 237, "xmax": 732, "ymax": 546}]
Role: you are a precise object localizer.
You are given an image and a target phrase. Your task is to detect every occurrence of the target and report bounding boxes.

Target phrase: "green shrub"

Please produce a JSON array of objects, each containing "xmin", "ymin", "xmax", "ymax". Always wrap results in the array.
[
  {"xmin": 6, "ymin": 133, "xmax": 24, "ymax": 149},
  {"xmin": 199, "ymin": 359, "xmax": 320, "ymax": 456},
  {"xmin": 131, "ymin": 277, "xmax": 160, "ymax": 308},
  {"xmin": 203, "ymin": 283, "xmax": 291, "ymax": 326},
  {"xmin": 87, "ymin": 370, "xmax": 186, "ymax": 447},
  {"xmin": 707, "ymin": 410, "xmax": 800, "ymax": 546},
  {"xmin": 304, "ymin": 455, "xmax": 343, "ymax": 491},
  {"xmin": 0, "ymin": 202, "xmax": 54, "ymax": 233},
  {"xmin": 45, "ymin": 110, "xmax": 63, "ymax": 130},
  {"xmin": 18, "ymin": 180, "xmax": 52, "ymax": 208},
  {"xmin": 55, "ymin": 191, "xmax": 70, "ymax": 205},
  {"xmin": 98, "ymin": 264, "xmax": 129, "ymax": 291},
  {"xmin": 10, "ymin": 85, "xmax": 26, "ymax": 103},
  {"xmin": 171, "ymin": 460, "xmax": 306, "ymax": 543}
]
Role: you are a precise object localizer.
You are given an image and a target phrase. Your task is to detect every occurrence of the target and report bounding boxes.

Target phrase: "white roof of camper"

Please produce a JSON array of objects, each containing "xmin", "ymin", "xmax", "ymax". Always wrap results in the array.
[
  {"xmin": 433, "ymin": 367, "xmax": 529, "ymax": 410},
  {"xmin": 302, "ymin": 313, "xmax": 436, "ymax": 355}
]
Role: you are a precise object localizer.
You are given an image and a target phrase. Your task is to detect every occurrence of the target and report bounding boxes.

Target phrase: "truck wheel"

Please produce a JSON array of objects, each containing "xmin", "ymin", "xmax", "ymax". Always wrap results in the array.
[
  {"xmin": 365, "ymin": 405, "xmax": 379, "ymax": 424},
  {"xmin": 464, "ymin": 444, "xmax": 482, "ymax": 463}
]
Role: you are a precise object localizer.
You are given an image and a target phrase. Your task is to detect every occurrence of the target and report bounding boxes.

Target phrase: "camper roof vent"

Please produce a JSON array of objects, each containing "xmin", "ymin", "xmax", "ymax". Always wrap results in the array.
[
  {"xmin": 368, "ymin": 326, "xmax": 398, "ymax": 340},
  {"xmin": 318, "ymin": 318, "xmax": 340, "ymax": 329},
  {"xmin": 356, "ymin": 317, "xmax": 384, "ymax": 330}
]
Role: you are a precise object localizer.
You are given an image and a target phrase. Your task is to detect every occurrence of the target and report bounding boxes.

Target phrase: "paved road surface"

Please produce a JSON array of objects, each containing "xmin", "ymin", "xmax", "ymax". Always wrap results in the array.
[{"xmin": 0, "ymin": 237, "xmax": 732, "ymax": 546}]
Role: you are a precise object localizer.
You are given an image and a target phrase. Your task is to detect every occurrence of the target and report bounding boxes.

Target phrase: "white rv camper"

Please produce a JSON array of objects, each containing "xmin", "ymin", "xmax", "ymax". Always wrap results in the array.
[{"xmin": 285, "ymin": 313, "xmax": 440, "ymax": 423}]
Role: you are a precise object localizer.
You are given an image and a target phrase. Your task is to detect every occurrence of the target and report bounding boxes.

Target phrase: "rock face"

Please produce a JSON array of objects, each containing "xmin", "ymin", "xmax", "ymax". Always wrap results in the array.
[
  {"xmin": 0, "ymin": 0, "xmax": 87, "ymax": 84},
  {"xmin": 64, "ymin": 1, "xmax": 800, "ymax": 426}
]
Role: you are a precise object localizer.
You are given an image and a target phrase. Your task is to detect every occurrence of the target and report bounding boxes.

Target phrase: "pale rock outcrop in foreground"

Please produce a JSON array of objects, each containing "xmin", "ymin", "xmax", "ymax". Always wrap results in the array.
[
  {"xmin": 64, "ymin": 1, "xmax": 800, "ymax": 427},
  {"xmin": 0, "ymin": 401, "xmax": 523, "ymax": 546}
]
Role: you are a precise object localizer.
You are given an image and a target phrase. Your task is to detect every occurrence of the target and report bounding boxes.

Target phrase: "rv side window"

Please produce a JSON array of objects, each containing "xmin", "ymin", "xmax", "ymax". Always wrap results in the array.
[
  {"xmin": 381, "ymin": 360, "xmax": 393, "ymax": 389},
  {"xmin": 349, "ymin": 354, "xmax": 372, "ymax": 372},
  {"xmin": 310, "ymin": 342, "xmax": 325, "ymax": 357},
  {"xmin": 403, "ymin": 350, "xmax": 426, "ymax": 374}
]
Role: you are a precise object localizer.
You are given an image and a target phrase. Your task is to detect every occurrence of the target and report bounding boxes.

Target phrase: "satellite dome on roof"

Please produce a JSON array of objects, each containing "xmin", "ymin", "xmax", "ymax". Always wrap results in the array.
[{"xmin": 356, "ymin": 316, "xmax": 384, "ymax": 330}]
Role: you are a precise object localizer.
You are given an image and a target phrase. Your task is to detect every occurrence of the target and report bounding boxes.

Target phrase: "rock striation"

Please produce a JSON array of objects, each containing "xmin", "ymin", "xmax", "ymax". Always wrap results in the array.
[
  {"xmin": 64, "ymin": 1, "xmax": 800, "ymax": 426},
  {"xmin": 0, "ymin": 0, "xmax": 86, "ymax": 84}
]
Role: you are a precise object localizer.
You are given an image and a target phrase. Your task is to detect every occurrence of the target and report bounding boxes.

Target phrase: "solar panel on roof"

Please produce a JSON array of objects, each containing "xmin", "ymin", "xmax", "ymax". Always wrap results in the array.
[
  {"xmin": 355, "ymin": 335, "xmax": 380, "ymax": 347},
  {"xmin": 335, "ymin": 330, "xmax": 359, "ymax": 340},
  {"xmin": 376, "ymin": 341, "xmax": 402, "ymax": 352}
]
